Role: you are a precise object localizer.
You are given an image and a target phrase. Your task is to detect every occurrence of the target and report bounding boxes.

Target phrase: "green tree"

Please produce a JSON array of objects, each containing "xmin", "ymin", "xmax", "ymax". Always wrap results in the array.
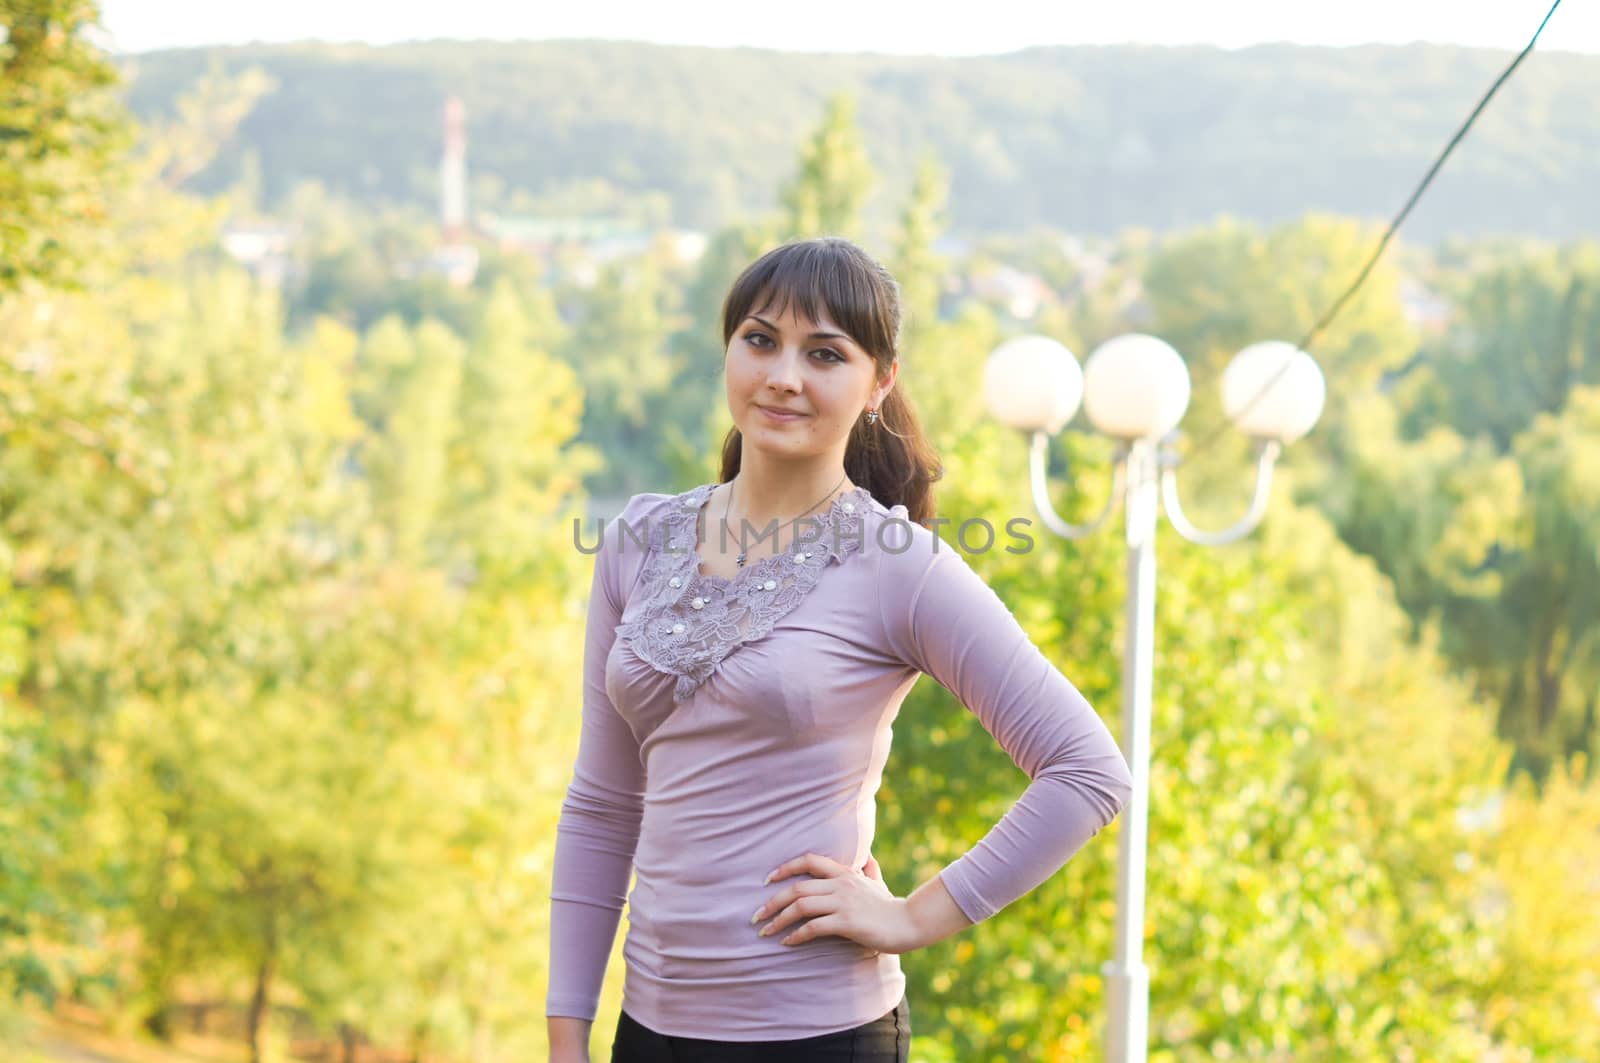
[
  {"xmin": 1432, "ymin": 389, "xmax": 1600, "ymax": 780},
  {"xmin": 779, "ymin": 93, "xmax": 876, "ymax": 241},
  {"xmin": 357, "ymin": 317, "xmax": 465, "ymax": 565},
  {"xmin": 0, "ymin": 0, "xmax": 134, "ymax": 293},
  {"xmin": 0, "ymin": 44, "xmax": 235, "ymax": 1031},
  {"xmin": 143, "ymin": 60, "xmax": 276, "ymax": 192},
  {"xmin": 1332, "ymin": 245, "xmax": 1600, "ymax": 783},
  {"xmin": 564, "ymin": 255, "xmax": 685, "ymax": 497},
  {"xmin": 447, "ymin": 278, "xmax": 598, "ymax": 578},
  {"xmin": 1419, "ymin": 244, "xmax": 1600, "ymax": 450},
  {"xmin": 890, "ymin": 153, "xmax": 950, "ymax": 345}
]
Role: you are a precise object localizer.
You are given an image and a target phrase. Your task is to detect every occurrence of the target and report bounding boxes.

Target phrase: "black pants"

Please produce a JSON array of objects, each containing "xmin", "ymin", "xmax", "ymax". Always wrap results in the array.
[{"xmin": 610, "ymin": 993, "xmax": 910, "ymax": 1062}]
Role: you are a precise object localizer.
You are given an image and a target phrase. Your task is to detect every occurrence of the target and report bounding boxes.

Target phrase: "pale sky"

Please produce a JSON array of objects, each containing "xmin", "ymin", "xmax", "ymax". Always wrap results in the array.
[{"xmin": 96, "ymin": 0, "xmax": 1595, "ymax": 56}]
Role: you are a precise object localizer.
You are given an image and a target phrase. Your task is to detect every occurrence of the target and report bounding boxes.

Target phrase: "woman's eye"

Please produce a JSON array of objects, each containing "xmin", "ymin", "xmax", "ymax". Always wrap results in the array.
[{"xmin": 744, "ymin": 332, "xmax": 843, "ymax": 363}]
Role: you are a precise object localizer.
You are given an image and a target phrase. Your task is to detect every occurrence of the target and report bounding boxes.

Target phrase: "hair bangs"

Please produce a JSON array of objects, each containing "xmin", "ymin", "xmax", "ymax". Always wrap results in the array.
[{"xmin": 722, "ymin": 239, "xmax": 897, "ymax": 361}]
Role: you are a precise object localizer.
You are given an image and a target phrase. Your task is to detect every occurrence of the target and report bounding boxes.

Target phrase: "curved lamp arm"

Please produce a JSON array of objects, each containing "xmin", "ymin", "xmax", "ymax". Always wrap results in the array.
[
  {"xmin": 1028, "ymin": 431, "xmax": 1125, "ymax": 540},
  {"xmin": 1160, "ymin": 439, "xmax": 1283, "ymax": 547}
]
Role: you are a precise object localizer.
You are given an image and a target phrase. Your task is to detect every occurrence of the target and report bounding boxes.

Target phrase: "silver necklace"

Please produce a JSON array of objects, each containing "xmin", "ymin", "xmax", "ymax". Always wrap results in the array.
[{"xmin": 723, "ymin": 472, "xmax": 848, "ymax": 568}]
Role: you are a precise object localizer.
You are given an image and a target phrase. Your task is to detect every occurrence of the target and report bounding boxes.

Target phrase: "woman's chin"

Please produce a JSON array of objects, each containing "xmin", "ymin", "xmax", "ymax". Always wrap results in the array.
[
  {"xmin": 744, "ymin": 418, "xmax": 808, "ymax": 439},
  {"xmin": 743, "ymin": 432, "xmax": 827, "ymax": 459}
]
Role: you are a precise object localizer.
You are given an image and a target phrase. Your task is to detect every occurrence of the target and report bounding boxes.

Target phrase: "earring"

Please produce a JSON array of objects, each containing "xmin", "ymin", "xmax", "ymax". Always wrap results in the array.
[{"xmin": 865, "ymin": 407, "xmax": 879, "ymax": 425}]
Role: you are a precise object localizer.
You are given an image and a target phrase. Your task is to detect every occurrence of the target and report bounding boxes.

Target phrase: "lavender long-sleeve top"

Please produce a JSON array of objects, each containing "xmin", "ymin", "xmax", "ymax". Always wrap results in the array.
[{"xmin": 545, "ymin": 482, "xmax": 1134, "ymax": 1040}]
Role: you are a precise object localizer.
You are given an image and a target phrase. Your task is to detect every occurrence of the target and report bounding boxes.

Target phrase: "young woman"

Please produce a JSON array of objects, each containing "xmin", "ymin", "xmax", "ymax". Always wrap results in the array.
[{"xmin": 546, "ymin": 237, "xmax": 1134, "ymax": 1062}]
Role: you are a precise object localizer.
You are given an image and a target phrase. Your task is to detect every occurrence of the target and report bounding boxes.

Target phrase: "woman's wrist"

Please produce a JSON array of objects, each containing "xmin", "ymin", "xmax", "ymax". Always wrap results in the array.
[
  {"xmin": 901, "ymin": 871, "xmax": 975, "ymax": 951},
  {"xmin": 547, "ymin": 1015, "xmax": 592, "ymax": 1060}
]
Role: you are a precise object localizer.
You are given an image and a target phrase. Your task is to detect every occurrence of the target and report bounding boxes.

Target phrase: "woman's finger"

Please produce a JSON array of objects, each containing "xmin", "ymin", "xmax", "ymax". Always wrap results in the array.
[
  {"xmin": 752, "ymin": 878, "xmax": 826, "ymax": 927},
  {"xmin": 759, "ymin": 892, "xmax": 833, "ymax": 938},
  {"xmin": 781, "ymin": 912, "xmax": 846, "ymax": 946},
  {"xmin": 767, "ymin": 851, "xmax": 847, "ymax": 884}
]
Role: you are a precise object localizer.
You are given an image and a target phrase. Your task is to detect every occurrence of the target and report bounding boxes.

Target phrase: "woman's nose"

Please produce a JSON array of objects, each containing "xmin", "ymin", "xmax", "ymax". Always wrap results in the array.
[{"xmin": 766, "ymin": 348, "xmax": 804, "ymax": 391}]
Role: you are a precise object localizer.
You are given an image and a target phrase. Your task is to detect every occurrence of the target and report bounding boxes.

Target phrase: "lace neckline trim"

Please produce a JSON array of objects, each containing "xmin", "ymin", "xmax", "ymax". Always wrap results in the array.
[
  {"xmin": 680, "ymin": 481, "xmax": 877, "ymax": 586},
  {"xmin": 612, "ymin": 481, "xmax": 883, "ymax": 701}
]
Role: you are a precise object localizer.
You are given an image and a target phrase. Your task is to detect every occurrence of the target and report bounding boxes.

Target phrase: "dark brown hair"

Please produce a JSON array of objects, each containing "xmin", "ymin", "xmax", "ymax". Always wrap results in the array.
[{"xmin": 717, "ymin": 237, "xmax": 943, "ymax": 526}]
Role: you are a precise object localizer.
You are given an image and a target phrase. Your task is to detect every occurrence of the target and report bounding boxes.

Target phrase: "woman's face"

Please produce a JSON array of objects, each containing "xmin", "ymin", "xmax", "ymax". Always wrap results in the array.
[{"xmin": 725, "ymin": 296, "xmax": 892, "ymax": 459}]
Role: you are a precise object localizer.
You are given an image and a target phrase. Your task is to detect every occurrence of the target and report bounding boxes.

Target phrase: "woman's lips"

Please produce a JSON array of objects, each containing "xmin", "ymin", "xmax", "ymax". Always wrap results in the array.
[{"xmin": 758, "ymin": 405, "xmax": 807, "ymax": 422}]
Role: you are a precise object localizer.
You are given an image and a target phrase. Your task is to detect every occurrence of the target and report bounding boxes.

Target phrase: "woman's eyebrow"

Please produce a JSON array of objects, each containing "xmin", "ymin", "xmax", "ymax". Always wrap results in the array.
[{"xmin": 747, "ymin": 314, "xmax": 850, "ymax": 343}]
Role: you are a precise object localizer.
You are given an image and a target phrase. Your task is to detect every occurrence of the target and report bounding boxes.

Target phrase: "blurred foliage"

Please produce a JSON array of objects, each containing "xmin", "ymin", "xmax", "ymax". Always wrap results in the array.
[
  {"xmin": 3, "ymin": 14, "xmax": 1598, "ymax": 1063},
  {"xmin": 0, "ymin": 0, "xmax": 134, "ymax": 293},
  {"xmin": 1329, "ymin": 251, "xmax": 1600, "ymax": 784}
]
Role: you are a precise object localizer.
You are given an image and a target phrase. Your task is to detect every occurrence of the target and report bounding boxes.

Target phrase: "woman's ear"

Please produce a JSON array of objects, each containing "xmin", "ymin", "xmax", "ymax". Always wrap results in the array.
[{"xmin": 875, "ymin": 360, "xmax": 899, "ymax": 406}]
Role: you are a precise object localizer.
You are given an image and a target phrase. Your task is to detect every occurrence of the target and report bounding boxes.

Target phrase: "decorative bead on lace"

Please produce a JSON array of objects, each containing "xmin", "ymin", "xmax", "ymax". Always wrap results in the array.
[{"xmin": 614, "ymin": 482, "xmax": 903, "ymax": 701}]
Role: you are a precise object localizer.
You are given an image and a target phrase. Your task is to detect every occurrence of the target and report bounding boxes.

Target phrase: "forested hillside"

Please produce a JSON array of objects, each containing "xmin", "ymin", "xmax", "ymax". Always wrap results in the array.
[{"xmin": 114, "ymin": 39, "xmax": 1600, "ymax": 240}]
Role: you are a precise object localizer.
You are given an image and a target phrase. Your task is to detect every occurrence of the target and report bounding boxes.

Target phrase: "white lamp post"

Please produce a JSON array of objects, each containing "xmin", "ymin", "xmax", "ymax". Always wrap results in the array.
[{"xmin": 984, "ymin": 332, "xmax": 1325, "ymax": 1063}]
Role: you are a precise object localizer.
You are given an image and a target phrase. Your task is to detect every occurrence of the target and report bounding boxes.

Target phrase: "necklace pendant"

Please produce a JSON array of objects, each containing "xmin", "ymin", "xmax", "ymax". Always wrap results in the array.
[{"xmin": 736, "ymin": 552, "xmax": 747, "ymax": 568}]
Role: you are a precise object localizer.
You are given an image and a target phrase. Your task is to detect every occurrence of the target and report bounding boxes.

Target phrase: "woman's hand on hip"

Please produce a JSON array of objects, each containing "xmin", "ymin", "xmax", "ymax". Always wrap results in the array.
[{"xmin": 751, "ymin": 852, "xmax": 924, "ymax": 955}]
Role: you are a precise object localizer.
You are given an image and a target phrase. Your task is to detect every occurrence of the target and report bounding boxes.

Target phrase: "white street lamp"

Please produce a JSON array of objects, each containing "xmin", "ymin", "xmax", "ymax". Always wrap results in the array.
[
  {"xmin": 983, "ymin": 334, "xmax": 1084, "ymax": 435},
  {"xmin": 1082, "ymin": 333, "xmax": 1191, "ymax": 440},
  {"xmin": 983, "ymin": 332, "xmax": 1324, "ymax": 1063},
  {"xmin": 1222, "ymin": 341, "xmax": 1327, "ymax": 443}
]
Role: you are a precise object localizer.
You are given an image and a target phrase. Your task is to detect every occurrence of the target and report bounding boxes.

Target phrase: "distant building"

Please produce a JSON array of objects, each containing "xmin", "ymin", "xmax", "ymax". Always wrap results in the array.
[
  {"xmin": 479, "ymin": 214, "xmax": 708, "ymax": 284},
  {"xmin": 659, "ymin": 229, "xmax": 710, "ymax": 267},
  {"xmin": 396, "ymin": 243, "xmax": 481, "ymax": 287},
  {"xmin": 587, "ymin": 230, "xmax": 657, "ymax": 267},
  {"xmin": 482, "ymin": 215, "xmax": 649, "ymax": 256},
  {"xmin": 1057, "ymin": 237, "xmax": 1116, "ymax": 304},
  {"xmin": 967, "ymin": 264, "xmax": 1053, "ymax": 320},
  {"xmin": 222, "ymin": 95, "xmax": 485, "ymax": 289},
  {"xmin": 1400, "ymin": 277, "xmax": 1453, "ymax": 334},
  {"xmin": 220, "ymin": 220, "xmax": 299, "ymax": 287}
]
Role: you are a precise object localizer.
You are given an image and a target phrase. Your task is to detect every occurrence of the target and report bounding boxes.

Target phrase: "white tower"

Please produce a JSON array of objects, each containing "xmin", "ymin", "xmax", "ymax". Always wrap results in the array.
[{"xmin": 440, "ymin": 96, "xmax": 467, "ymax": 245}]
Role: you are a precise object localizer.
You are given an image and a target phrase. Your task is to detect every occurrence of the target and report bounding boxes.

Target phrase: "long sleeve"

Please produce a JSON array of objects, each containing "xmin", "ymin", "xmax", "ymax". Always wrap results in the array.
[
  {"xmin": 545, "ymin": 499, "xmax": 649, "ymax": 1021},
  {"xmin": 878, "ymin": 538, "xmax": 1134, "ymax": 925}
]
